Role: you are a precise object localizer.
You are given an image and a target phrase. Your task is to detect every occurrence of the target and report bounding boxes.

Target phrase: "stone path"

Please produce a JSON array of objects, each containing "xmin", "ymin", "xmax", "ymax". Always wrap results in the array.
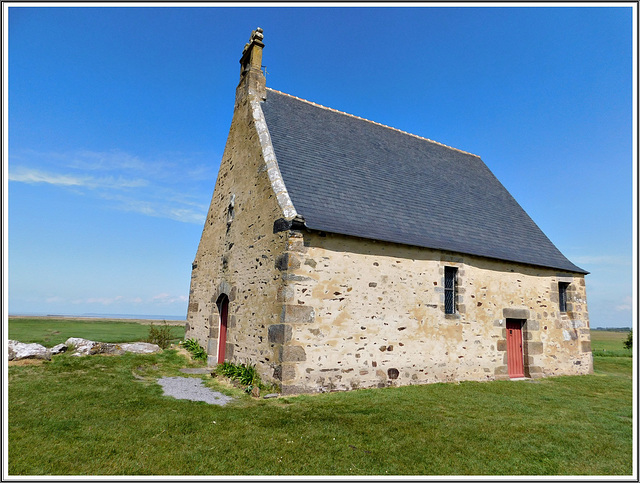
[
  {"xmin": 157, "ymin": 376, "xmax": 233, "ymax": 406},
  {"xmin": 179, "ymin": 367, "xmax": 213, "ymax": 375}
]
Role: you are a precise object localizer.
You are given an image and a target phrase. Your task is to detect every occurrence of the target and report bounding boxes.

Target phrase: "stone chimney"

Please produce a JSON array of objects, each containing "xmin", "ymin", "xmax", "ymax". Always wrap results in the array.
[{"xmin": 236, "ymin": 27, "xmax": 266, "ymax": 101}]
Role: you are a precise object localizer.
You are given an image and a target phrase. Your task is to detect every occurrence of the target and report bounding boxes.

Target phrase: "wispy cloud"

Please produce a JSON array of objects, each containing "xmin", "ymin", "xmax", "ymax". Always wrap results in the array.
[
  {"xmin": 9, "ymin": 167, "xmax": 148, "ymax": 189},
  {"xmin": 15, "ymin": 148, "xmax": 218, "ymax": 182},
  {"xmin": 614, "ymin": 296, "xmax": 633, "ymax": 312},
  {"xmin": 13, "ymin": 148, "xmax": 147, "ymax": 173},
  {"xmin": 9, "ymin": 168, "xmax": 88, "ymax": 187},
  {"xmin": 83, "ymin": 296, "xmax": 126, "ymax": 306},
  {"xmin": 9, "ymin": 148, "xmax": 215, "ymax": 224},
  {"xmin": 101, "ymin": 193, "xmax": 208, "ymax": 224},
  {"xmin": 68, "ymin": 293, "xmax": 187, "ymax": 307},
  {"xmin": 67, "ymin": 149, "xmax": 147, "ymax": 172},
  {"xmin": 152, "ymin": 293, "xmax": 189, "ymax": 305},
  {"xmin": 570, "ymin": 255, "xmax": 631, "ymax": 267},
  {"xmin": 168, "ymin": 208, "xmax": 207, "ymax": 225}
]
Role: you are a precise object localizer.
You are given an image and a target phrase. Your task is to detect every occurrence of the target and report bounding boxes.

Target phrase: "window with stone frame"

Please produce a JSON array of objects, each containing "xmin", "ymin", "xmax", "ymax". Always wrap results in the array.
[
  {"xmin": 558, "ymin": 282, "xmax": 570, "ymax": 312},
  {"xmin": 444, "ymin": 266, "xmax": 458, "ymax": 315}
]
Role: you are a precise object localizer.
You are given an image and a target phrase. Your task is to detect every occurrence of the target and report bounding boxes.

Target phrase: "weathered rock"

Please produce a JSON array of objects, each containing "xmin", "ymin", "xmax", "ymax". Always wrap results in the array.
[
  {"xmin": 51, "ymin": 344, "xmax": 68, "ymax": 355},
  {"xmin": 91, "ymin": 342, "xmax": 125, "ymax": 355},
  {"xmin": 119, "ymin": 342, "xmax": 162, "ymax": 354},
  {"xmin": 7, "ymin": 338, "xmax": 162, "ymax": 361},
  {"xmin": 263, "ymin": 393, "xmax": 279, "ymax": 399},
  {"xmin": 65, "ymin": 337, "xmax": 94, "ymax": 355},
  {"xmin": 65, "ymin": 338, "xmax": 118, "ymax": 356},
  {"xmin": 8, "ymin": 340, "xmax": 51, "ymax": 361},
  {"xmin": 65, "ymin": 338, "xmax": 161, "ymax": 356}
]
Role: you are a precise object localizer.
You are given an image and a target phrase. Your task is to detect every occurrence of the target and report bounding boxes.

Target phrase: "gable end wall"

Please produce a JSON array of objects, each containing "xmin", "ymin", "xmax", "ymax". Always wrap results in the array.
[{"xmin": 185, "ymin": 93, "xmax": 294, "ymax": 386}]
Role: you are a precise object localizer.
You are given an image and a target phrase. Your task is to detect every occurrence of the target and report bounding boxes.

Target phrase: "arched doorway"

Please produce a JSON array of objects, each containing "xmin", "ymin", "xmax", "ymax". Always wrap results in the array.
[{"xmin": 216, "ymin": 294, "xmax": 229, "ymax": 363}]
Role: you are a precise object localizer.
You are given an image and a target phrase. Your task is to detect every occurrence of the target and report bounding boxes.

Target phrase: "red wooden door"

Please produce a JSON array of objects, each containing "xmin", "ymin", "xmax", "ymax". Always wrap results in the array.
[
  {"xmin": 217, "ymin": 296, "xmax": 229, "ymax": 363},
  {"xmin": 506, "ymin": 319, "xmax": 524, "ymax": 378}
]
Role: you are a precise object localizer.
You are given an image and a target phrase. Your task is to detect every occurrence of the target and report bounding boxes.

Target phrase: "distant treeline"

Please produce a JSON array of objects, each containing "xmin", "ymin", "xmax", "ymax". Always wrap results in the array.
[{"xmin": 594, "ymin": 327, "xmax": 632, "ymax": 332}]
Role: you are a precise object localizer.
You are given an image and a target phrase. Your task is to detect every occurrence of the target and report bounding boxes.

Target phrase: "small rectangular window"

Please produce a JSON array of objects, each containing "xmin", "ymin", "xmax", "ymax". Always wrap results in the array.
[
  {"xmin": 444, "ymin": 267, "xmax": 458, "ymax": 315},
  {"xmin": 559, "ymin": 282, "xmax": 569, "ymax": 312}
]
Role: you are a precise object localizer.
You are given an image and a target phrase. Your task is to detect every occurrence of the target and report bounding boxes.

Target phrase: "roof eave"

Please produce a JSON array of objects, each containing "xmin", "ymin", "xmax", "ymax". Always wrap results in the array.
[{"xmin": 295, "ymin": 223, "xmax": 589, "ymax": 275}]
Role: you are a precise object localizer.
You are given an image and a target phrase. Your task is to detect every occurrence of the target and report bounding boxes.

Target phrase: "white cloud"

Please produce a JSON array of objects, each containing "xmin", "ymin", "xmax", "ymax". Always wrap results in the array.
[
  {"xmin": 9, "ymin": 168, "xmax": 87, "ymax": 187},
  {"xmin": 105, "ymin": 194, "xmax": 206, "ymax": 224},
  {"xmin": 614, "ymin": 296, "xmax": 633, "ymax": 312},
  {"xmin": 9, "ymin": 148, "xmax": 212, "ymax": 224},
  {"xmin": 13, "ymin": 148, "xmax": 147, "ymax": 173},
  {"xmin": 152, "ymin": 293, "xmax": 188, "ymax": 305},
  {"xmin": 70, "ymin": 295, "xmax": 166, "ymax": 306},
  {"xmin": 8, "ymin": 167, "xmax": 148, "ymax": 190},
  {"xmin": 84, "ymin": 296, "xmax": 125, "ymax": 306},
  {"xmin": 45, "ymin": 296, "xmax": 65, "ymax": 303},
  {"xmin": 70, "ymin": 149, "xmax": 146, "ymax": 172},
  {"xmin": 168, "ymin": 208, "xmax": 207, "ymax": 224},
  {"xmin": 115, "ymin": 198, "xmax": 158, "ymax": 217},
  {"xmin": 33, "ymin": 148, "xmax": 217, "ymax": 182}
]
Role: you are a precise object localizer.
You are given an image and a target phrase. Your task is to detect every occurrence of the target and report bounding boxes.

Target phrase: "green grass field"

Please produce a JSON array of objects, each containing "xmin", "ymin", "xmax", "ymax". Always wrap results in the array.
[
  {"xmin": 590, "ymin": 329, "xmax": 632, "ymax": 357},
  {"xmin": 8, "ymin": 317, "xmax": 185, "ymax": 347},
  {"xmin": 7, "ymin": 321, "xmax": 634, "ymax": 476}
]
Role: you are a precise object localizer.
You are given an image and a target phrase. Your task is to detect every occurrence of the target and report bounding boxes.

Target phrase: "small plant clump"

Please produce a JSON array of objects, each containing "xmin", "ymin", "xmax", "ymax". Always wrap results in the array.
[
  {"xmin": 182, "ymin": 338, "xmax": 208, "ymax": 361},
  {"xmin": 146, "ymin": 322, "xmax": 177, "ymax": 350},
  {"xmin": 623, "ymin": 331, "xmax": 632, "ymax": 350},
  {"xmin": 215, "ymin": 361, "xmax": 263, "ymax": 393}
]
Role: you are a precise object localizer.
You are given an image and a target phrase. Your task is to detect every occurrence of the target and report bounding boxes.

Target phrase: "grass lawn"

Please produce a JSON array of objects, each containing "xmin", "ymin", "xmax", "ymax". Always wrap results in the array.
[
  {"xmin": 6, "ymin": 324, "xmax": 634, "ymax": 476},
  {"xmin": 590, "ymin": 329, "xmax": 632, "ymax": 357},
  {"xmin": 8, "ymin": 317, "xmax": 185, "ymax": 347}
]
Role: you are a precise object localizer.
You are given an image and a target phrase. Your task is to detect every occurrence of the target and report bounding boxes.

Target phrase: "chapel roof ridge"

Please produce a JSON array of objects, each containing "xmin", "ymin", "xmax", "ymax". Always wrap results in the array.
[{"xmin": 265, "ymin": 87, "xmax": 481, "ymax": 158}]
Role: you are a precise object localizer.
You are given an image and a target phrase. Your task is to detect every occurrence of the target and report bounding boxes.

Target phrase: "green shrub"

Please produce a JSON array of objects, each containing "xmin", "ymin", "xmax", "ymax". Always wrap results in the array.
[
  {"xmin": 623, "ymin": 330, "xmax": 632, "ymax": 350},
  {"xmin": 146, "ymin": 322, "xmax": 177, "ymax": 350},
  {"xmin": 182, "ymin": 338, "xmax": 208, "ymax": 361}
]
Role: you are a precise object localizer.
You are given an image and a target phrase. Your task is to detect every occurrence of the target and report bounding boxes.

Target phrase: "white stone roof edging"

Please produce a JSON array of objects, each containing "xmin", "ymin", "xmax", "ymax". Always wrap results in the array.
[{"xmin": 250, "ymin": 98, "xmax": 298, "ymax": 220}]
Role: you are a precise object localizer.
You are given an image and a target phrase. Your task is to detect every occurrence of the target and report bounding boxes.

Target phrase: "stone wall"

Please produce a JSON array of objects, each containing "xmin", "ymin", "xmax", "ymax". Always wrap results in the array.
[
  {"xmin": 272, "ymin": 230, "xmax": 592, "ymax": 394},
  {"xmin": 185, "ymin": 87, "xmax": 290, "ymax": 386}
]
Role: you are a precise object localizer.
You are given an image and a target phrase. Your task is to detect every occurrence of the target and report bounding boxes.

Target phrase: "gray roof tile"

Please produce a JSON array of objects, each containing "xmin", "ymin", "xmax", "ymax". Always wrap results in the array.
[{"xmin": 261, "ymin": 89, "xmax": 587, "ymax": 274}]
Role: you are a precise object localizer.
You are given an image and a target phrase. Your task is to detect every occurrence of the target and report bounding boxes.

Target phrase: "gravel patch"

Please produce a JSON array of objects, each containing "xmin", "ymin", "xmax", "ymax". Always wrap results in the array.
[
  {"xmin": 179, "ymin": 367, "xmax": 212, "ymax": 374},
  {"xmin": 157, "ymin": 376, "xmax": 233, "ymax": 406}
]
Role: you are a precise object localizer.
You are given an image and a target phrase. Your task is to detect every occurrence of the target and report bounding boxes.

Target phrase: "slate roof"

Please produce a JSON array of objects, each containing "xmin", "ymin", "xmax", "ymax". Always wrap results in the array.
[{"xmin": 261, "ymin": 88, "xmax": 587, "ymax": 274}]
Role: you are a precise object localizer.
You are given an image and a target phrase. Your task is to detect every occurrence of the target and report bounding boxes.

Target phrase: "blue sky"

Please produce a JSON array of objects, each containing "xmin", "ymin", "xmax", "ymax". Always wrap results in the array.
[{"xmin": 4, "ymin": 4, "xmax": 635, "ymax": 327}]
